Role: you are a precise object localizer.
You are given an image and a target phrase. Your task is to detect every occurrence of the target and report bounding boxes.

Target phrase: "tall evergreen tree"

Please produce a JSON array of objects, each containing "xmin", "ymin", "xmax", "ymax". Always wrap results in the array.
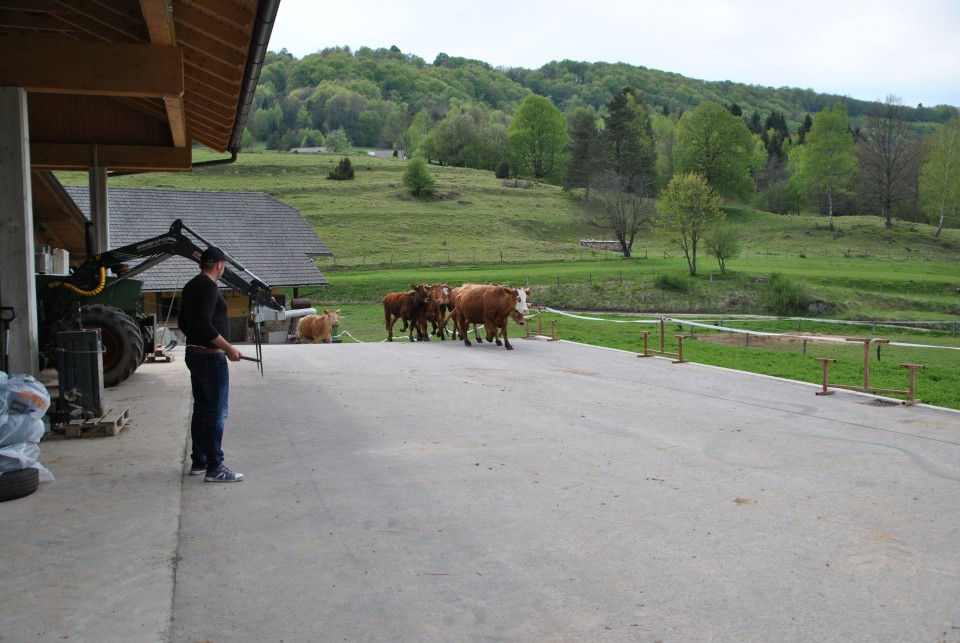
[
  {"xmin": 726, "ymin": 103, "xmax": 743, "ymax": 117},
  {"xmin": 796, "ymin": 114, "xmax": 814, "ymax": 144},
  {"xmin": 563, "ymin": 107, "xmax": 602, "ymax": 199},
  {"xmin": 602, "ymin": 88, "xmax": 657, "ymax": 196},
  {"xmin": 762, "ymin": 110, "xmax": 791, "ymax": 160}
]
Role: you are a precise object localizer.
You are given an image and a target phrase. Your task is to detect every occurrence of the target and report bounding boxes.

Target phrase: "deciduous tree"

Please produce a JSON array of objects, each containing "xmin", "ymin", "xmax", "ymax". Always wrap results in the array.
[
  {"xmin": 402, "ymin": 156, "xmax": 435, "ymax": 196},
  {"xmin": 422, "ymin": 104, "xmax": 499, "ymax": 170},
  {"xmin": 650, "ymin": 111, "xmax": 676, "ymax": 192},
  {"xmin": 580, "ymin": 173, "xmax": 651, "ymax": 257},
  {"xmin": 705, "ymin": 225, "xmax": 741, "ymax": 274},
  {"xmin": 795, "ymin": 103, "xmax": 858, "ymax": 231},
  {"xmin": 919, "ymin": 117, "xmax": 960, "ymax": 237},
  {"xmin": 406, "ymin": 109, "xmax": 434, "ymax": 157},
  {"xmin": 858, "ymin": 95, "xmax": 923, "ymax": 228},
  {"xmin": 674, "ymin": 102, "xmax": 755, "ymax": 201},
  {"xmin": 324, "ymin": 126, "xmax": 351, "ymax": 153},
  {"xmin": 507, "ymin": 94, "xmax": 569, "ymax": 182},
  {"xmin": 654, "ymin": 172, "xmax": 724, "ymax": 275}
]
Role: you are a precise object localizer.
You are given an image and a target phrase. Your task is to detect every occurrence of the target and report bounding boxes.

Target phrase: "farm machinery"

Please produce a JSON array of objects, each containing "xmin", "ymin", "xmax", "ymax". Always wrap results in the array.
[{"xmin": 36, "ymin": 219, "xmax": 312, "ymax": 387}]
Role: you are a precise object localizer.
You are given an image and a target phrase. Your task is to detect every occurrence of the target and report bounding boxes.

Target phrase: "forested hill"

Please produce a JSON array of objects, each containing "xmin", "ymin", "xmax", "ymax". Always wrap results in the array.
[{"xmin": 248, "ymin": 45, "xmax": 958, "ymax": 150}]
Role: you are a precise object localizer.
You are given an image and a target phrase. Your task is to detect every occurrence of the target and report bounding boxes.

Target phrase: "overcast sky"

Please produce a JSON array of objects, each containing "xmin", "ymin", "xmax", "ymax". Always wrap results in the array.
[{"xmin": 269, "ymin": 0, "xmax": 960, "ymax": 109}]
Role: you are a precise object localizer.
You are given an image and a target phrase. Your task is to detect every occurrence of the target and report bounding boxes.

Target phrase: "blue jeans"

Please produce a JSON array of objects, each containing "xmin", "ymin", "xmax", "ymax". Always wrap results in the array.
[{"xmin": 185, "ymin": 352, "xmax": 229, "ymax": 472}]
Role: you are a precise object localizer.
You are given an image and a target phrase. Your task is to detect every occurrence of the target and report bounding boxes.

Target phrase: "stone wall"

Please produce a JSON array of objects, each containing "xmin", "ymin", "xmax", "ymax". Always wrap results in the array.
[{"xmin": 580, "ymin": 240, "xmax": 626, "ymax": 254}]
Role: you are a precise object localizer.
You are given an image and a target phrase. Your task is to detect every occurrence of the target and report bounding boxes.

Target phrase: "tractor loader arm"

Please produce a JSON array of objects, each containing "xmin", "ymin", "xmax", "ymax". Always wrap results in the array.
[{"xmin": 75, "ymin": 219, "xmax": 313, "ymax": 322}]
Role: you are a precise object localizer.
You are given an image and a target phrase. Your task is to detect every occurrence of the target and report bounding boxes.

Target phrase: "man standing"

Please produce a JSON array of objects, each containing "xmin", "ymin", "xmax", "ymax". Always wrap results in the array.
[{"xmin": 178, "ymin": 247, "xmax": 244, "ymax": 482}]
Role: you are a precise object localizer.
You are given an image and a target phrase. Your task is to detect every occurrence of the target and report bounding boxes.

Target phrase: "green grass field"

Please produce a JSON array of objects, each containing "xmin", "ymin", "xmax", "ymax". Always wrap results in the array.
[{"xmin": 57, "ymin": 150, "xmax": 960, "ymax": 408}]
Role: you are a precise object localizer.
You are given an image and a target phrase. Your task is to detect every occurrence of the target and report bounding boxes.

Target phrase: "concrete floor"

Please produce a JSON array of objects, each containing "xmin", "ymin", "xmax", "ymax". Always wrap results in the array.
[{"xmin": 1, "ymin": 338, "xmax": 958, "ymax": 642}]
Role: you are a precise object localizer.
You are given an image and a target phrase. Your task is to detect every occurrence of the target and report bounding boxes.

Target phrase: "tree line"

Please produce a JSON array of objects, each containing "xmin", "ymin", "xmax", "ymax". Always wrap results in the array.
[{"xmin": 249, "ymin": 46, "xmax": 957, "ymax": 154}]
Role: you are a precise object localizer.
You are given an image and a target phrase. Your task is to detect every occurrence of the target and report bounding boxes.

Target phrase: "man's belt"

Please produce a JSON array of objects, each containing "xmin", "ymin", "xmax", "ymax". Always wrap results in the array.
[{"xmin": 186, "ymin": 346, "xmax": 223, "ymax": 354}]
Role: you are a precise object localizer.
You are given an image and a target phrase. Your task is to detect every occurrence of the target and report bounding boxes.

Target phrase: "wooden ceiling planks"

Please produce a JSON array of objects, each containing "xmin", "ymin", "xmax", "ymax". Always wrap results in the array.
[{"xmin": 0, "ymin": 0, "xmax": 267, "ymax": 171}]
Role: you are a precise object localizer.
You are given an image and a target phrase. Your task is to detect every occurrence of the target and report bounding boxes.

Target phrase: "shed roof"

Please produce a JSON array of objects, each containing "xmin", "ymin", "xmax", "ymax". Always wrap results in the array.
[{"xmin": 64, "ymin": 186, "xmax": 331, "ymax": 292}]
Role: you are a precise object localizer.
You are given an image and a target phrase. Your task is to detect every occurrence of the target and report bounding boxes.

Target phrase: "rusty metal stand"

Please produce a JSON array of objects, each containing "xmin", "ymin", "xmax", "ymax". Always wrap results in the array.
[
  {"xmin": 523, "ymin": 308, "xmax": 557, "ymax": 341},
  {"xmin": 637, "ymin": 319, "xmax": 688, "ymax": 363},
  {"xmin": 814, "ymin": 338, "xmax": 924, "ymax": 404},
  {"xmin": 815, "ymin": 358, "xmax": 836, "ymax": 395}
]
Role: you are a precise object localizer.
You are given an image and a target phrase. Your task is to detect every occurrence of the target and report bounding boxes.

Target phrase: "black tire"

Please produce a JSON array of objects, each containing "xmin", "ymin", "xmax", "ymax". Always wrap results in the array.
[
  {"xmin": 81, "ymin": 304, "xmax": 144, "ymax": 387},
  {"xmin": 0, "ymin": 468, "xmax": 40, "ymax": 502}
]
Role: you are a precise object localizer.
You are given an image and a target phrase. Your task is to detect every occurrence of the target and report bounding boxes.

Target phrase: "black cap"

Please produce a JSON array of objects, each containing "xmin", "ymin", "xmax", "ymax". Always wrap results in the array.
[{"xmin": 200, "ymin": 246, "xmax": 225, "ymax": 264}]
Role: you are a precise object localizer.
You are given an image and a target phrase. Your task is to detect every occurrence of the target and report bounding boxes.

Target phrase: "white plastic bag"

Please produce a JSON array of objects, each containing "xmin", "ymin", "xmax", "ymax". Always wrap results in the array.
[
  {"xmin": 33, "ymin": 461, "xmax": 54, "ymax": 482},
  {"xmin": 0, "ymin": 441, "xmax": 40, "ymax": 472},
  {"xmin": 0, "ymin": 374, "xmax": 50, "ymax": 417},
  {"xmin": 0, "ymin": 413, "xmax": 44, "ymax": 448}
]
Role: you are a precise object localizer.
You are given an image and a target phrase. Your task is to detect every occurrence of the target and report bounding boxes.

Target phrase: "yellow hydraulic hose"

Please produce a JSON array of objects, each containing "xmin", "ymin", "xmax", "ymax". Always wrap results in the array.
[{"xmin": 47, "ymin": 266, "xmax": 107, "ymax": 296}]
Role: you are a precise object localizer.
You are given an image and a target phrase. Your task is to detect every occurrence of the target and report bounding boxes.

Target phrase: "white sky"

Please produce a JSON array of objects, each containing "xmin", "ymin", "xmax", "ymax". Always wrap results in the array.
[{"xmin": 269, "ymin": 0, "xmax": 960, "ymax": 108}]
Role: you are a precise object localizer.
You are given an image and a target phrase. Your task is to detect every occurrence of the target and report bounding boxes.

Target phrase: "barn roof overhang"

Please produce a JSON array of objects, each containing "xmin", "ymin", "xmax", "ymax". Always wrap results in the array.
[{"xmin": 0, "ymin": 0, "xmax": 280, "ymax": 173}]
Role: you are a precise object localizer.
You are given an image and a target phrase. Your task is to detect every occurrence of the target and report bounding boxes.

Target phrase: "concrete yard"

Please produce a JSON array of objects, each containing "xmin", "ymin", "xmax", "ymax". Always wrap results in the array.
[{"xmin": 1, "ymin": 338, "xmax": 958, "ymax": 642}]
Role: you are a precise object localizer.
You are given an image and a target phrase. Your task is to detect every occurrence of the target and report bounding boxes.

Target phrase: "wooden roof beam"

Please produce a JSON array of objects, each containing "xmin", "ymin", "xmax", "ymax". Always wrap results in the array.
[
  {"xmin": 140, "ymin": 0, "xmax": 187, "ymax": 147},
  {"xmin": 30, "ymin": 142, "xmax": 192, "ymax": 172},
  {"xmin": 0, "ymin": 36, "xmax": 183, "ymax": 98},
  {"xmin": 140, "ymin": 0, "xmax": 175, "ymax": 45}
]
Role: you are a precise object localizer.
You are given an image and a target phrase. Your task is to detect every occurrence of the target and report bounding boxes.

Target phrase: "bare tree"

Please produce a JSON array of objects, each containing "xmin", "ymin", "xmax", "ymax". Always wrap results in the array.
[
  {"xmin": 580, "ymin": 173, "xmax": 652, "ymax": 257},
  {"xmin": 857, "ymin": 95, "xmax": 923, "ymax": 228}
]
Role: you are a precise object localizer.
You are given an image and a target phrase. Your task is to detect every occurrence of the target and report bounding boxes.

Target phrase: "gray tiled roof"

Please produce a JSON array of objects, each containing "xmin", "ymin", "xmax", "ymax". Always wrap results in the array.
[{"xmin": 64, "ymin": 186, "xmax": 331, "ymax": 292}]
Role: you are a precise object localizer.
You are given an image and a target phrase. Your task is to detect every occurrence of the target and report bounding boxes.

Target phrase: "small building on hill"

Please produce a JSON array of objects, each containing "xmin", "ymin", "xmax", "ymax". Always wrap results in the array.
[{"xmin": 63, "ymin": 186, "xmax": 332, "ymax": 342}]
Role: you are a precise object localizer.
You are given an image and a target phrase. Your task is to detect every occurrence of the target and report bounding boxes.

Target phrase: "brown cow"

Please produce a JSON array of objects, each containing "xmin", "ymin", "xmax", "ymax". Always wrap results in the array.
[
  {"xmin": 482, "ymin": 307, "xmax": 528, "ymax": 345},
  {"xmin": 296, "ymin": 309, "xmax": 340, "ymax": 343},
  {"xmin": 446, "ymin": 284, "xmax": 527, "ymax": 344},
  {"xmin": 426, "ymin": 283, "xmax": 453, "ymax": 340},
  {"xmin": 451, "ymin": 284, "xmax": 530, "ymax": 350},
  {"xmin": 382, "ymin": 284, "xmax": 431, "ymax": 342},
  {"xmin": 446, "ymin": 284, "xmax": 480, "ymax": 341}
]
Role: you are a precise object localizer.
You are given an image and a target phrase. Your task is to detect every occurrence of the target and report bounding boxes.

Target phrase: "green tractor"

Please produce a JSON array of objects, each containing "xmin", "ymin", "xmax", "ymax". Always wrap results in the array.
[{"xmin": 36, "ymin": 272, "xmax": 150, "ymax": 387}]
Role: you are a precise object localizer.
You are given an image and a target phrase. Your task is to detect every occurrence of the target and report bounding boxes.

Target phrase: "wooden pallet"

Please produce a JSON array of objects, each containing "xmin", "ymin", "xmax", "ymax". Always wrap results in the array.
[{"xmin": 49, "ymin": 408, "xmax": 130, "ymax": 439}]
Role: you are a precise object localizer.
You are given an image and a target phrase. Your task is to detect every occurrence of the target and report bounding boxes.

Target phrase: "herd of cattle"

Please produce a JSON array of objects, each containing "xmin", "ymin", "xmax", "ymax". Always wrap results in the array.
[{"xmin": 295, "ymin": 283, "xmax": 531, "ymax": 349}]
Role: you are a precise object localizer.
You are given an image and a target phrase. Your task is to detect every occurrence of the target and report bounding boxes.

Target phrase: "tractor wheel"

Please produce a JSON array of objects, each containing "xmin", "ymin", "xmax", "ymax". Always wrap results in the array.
[{"xmin": 80, "ymin": 304, "xmax": 144, "ymax": 387}]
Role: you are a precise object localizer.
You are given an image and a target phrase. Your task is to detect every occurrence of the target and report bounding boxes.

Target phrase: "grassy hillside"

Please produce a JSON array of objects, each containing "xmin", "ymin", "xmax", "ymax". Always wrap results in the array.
[{"xmin": 65, "ymin": 150, "xmax": 959, "ymax": 312}]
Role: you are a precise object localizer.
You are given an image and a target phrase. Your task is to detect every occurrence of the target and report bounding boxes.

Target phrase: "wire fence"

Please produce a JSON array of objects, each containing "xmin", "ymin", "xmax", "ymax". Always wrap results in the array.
[
  {"xmin": 536, "ymin": 308, "xmax": 960, "ymax": 343},
  {"xmin": 313, "ymin": 245, "xmax": 953, "ymax": 270}
]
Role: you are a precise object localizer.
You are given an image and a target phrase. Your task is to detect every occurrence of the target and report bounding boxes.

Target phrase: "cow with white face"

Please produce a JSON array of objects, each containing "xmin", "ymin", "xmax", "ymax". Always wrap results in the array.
[
  {"xmin": 513, "ymin": 286, "xmax": 529, "ymax": 316},
  {"xmin": 426, "ymin": 283, "xmax": 453, "ymax": 339},
  {"xmin": 482, "ymin": 287, "xmax": 529, "ymax": 345}
]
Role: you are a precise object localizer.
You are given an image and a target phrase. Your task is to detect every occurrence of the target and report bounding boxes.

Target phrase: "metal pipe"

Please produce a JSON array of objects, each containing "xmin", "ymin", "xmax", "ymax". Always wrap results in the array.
[{"xmin": 227, "ymin": 0, "xmax": 282, "ymax": 154}]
